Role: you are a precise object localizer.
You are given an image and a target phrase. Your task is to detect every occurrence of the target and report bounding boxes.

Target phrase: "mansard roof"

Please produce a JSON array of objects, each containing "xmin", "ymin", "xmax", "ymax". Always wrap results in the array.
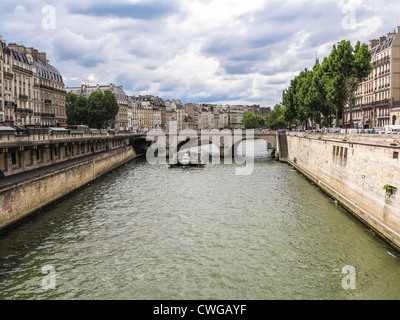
[
  {"xmin": 371, "ymin": 35, "xmax": 396, "ymax": 55},
  {"xmin": 11, "ymin": 49, "xmax": 29, "ymax": 64},
  {"xmin": 9, "ymin": 47, "xmax": 64, "ymax": 84},
  {"xmin": 68, "ymin": 84, "xmax": 128, "ymax": 100},
  {"xmin": 34, "ymin": 59, "xmax": 64, "ymax": 84}
]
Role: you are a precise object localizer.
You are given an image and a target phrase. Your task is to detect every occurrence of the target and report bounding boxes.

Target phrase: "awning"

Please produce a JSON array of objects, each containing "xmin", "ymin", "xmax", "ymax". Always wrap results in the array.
[
  {"xmin": 49, "ymin": 127, "xmax": 69, "ymax": 132},
  {"xmin": 0, "ymin": 123, "xmax": 13, "ymax": 127},
  {"xmin": 0, "ymin": 126, "xmax": 15, "ymax": 132}
]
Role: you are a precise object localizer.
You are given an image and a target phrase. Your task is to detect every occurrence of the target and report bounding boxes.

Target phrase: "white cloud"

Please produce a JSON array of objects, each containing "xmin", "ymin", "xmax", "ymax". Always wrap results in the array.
[{"xmin": 1, "ymin": 0, "xmax": 400, "ymax": 107}]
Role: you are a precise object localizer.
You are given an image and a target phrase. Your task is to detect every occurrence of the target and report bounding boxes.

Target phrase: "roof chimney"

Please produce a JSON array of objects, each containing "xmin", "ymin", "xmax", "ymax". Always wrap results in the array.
[
  {"xmin": 8, "ymin": 43, "xmax": 25, "ymax": 53},
  {"xmin": 369, "ymin": 39, "xmax": 380, "ymax": 50},
  {"xmin": 38, "ymin": 52, "xmax": 47, "ymax": 64},
  {"xmin": 379, "ymin": 36, "xmax": 387, "ymax": 44},
  {"xmin": 387, "ymin": 31, "xmax": 396, "ymax": 39}
]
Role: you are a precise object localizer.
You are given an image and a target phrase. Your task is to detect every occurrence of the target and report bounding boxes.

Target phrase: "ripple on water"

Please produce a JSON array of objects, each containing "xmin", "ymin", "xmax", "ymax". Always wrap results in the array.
[{"xmin": 0, "ymin": 152, "xmax": 400, "ymax": 300}]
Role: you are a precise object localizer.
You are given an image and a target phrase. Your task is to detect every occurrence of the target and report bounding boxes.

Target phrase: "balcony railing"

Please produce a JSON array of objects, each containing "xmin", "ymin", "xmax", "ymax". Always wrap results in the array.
[
  {"xmin": 371, "ymin": 99, "xmax": 390, "ymax": 106},
  {"xmin": 3, "ymin": 72, "xmax": 14, "ymax": 79},
  {"xmin": 372, "ymin": 55, "xmax": 390, "ymax": 67},
  {"xmin": 15, "ymin": 108, "xmax": 33, "ymax": 114},
  {"xmin": 12, "ymin": 64, "xmax": 33, "ymax": 76},
  {"xmin": 34, "ymin": 112, "xmax": 55, "ymax": 118},
  {"xmin": 40, "ymin": 84, "xmax": 66, "ymax": 94},
  {"xmin": 19, "ymin": 94, "xmax": 29, "ymax": 100},
  {"xmin": 393, "ymin": 101, "xmax": 400, "ymax": 107}
]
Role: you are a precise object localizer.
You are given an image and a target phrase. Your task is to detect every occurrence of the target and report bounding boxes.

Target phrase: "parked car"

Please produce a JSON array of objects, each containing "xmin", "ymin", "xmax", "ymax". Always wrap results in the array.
[{"xmin": 89, "ymin": 128, "xmax": 101, "ymax": 134}]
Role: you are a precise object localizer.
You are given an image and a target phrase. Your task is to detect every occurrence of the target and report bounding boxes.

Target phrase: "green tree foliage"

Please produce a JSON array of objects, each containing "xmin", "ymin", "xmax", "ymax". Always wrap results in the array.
[
  {"xmin": 66, "ymin": 90, "xmax": 119, "ymax": 128},
  {"xmin": 265, "ymin": 104, "xmax": 287, "ymax": 130},
  {"xmin": 294, "ymin": 68, "xmax": 312, "ymax": 127},
  {"xmin": 282, "ymin": 78, "xmax": 298, "ymax": 125},
  {"xmin": 281, "ymin": 39, "xmax": 371, "ymax": 129},
  {"xmin": 322, "ymin": 40, "xmax": 372, "ymax": 127},
  {"xmin": 242, "ymin": 112, "xmax": 266, "ymax": 129},
  {"xmin": 66, "ymin": 92, "xmax": 89, "ymax": 125}
]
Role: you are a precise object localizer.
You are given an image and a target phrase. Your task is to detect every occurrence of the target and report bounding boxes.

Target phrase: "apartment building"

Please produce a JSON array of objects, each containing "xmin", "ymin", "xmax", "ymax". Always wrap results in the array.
[
  {"xmin": 0, "ymin": 37, "xmax": 4, "ymax": 122},
  {"xmin": 345, "ymin": 26, "xmax": 400, "ymax": 128},
  {"xmin": 227, "ymin": 106, "xmax": 245, "ymax": 129},
  {"xmin": 0, "ymin": 37, "xmax": 66, "ymax": 127}
]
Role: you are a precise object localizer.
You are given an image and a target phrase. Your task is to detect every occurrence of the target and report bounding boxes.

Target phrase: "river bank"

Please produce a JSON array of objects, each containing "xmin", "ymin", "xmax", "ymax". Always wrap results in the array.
[{"xmin": 0, "ymin": 146, "xmax": 137, "ymax": 232}]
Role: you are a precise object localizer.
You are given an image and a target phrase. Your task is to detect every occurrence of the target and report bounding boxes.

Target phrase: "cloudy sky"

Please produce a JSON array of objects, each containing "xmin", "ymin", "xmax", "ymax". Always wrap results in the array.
[{"xmin": 1, "ymin": 0, "xmax": 399, "ymax": 107}]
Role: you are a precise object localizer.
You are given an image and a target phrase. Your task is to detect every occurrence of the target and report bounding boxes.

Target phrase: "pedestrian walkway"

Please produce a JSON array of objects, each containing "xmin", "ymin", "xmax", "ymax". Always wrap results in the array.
[{"xmin": 0, "ymin": 149, "xmax": 113, "ymax": 191}]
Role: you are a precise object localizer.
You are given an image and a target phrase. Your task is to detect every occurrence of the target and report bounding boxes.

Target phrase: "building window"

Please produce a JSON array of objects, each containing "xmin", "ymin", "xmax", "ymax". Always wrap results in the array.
[
  {"xmin": 11, "ymin": 152, "xmax": 16, "ymax": 165},
  {"xmin": 394, "ymin": 152, "xmax": 399, "ymax": 159}
]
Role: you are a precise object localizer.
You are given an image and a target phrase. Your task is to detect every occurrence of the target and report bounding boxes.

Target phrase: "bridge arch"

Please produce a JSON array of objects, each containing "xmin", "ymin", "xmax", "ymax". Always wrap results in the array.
[
  {"xmin": 226, "ymin": 137, "xmax": 275, "ymax": 159},
  {"xmin": 129, "ymin": 136, "xmax": 152, "ymax": 156}
]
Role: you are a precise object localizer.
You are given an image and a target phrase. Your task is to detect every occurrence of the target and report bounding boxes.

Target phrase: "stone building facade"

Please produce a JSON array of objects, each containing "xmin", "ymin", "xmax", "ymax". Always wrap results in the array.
[
  {"xmin": 0, "ymin": 37, "xmax": 66, "ymax": 127},
  {"xmin": 344, "ymin": 26, "xmax": 400, "ymax": 129}
]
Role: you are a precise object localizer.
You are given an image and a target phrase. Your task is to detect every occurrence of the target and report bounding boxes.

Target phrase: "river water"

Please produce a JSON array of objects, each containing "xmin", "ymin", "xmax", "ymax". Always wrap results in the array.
[{"xmin": 0, "ymin": 141, "xmax": 400, "ymax": 300}]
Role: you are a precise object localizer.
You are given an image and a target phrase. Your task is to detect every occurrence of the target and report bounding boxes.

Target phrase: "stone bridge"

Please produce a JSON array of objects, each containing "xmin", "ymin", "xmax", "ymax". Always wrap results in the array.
[
  {"xmin": 129, "ymin": 129, "xmax": 278, "ymax": 158},
  {"xmin": 0, "ymin": 129, "xmax": 279, "ymax": 178}
]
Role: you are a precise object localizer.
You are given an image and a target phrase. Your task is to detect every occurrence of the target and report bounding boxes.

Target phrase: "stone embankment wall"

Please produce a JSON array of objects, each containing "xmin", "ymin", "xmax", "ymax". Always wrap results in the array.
[
  {"xmin": 0, "ymin": 146, "xmax": 136, "ymax": 232},
  {"xmin": 285, "ymin": 132, "xmax": 400, "ymax": 249}
]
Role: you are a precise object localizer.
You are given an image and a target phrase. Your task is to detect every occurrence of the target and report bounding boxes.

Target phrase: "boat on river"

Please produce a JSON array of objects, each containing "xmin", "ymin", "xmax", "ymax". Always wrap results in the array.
[
  {"xmin": 170, "ymin": 147, "xmax": 209, "ymax": 167},
  {"xmin": 181, "ymin": 153, "xmax": 190, "ymax": 166}
]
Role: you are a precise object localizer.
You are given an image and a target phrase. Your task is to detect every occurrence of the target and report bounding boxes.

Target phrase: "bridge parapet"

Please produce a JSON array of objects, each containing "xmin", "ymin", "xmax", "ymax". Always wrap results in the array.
[{"xmin": 136, "ymin": 129, "xmax": 278, "ymax": 158}]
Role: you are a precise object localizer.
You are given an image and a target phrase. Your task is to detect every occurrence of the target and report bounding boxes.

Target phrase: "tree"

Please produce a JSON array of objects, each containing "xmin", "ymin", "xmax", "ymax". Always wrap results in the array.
[
  {"xmin": 103, "ymin": 90, "xmax": 120, "ymax": 127},
  {"xmin": 295, "ymin": 68, "xmax": 312, "ymax": 128},
  {"xmin": 66, "ymin": 93, "xmax": 88, "ymax": 125},
  {"xmin": 265, "ymin": 104, "xmax": 287, "ymax": 130},
  {"xmin": 323, "ymin": 40, "xmax": 372, "ymax": 128},
  {"xmin": 305, "ymin": 64, "xmax": 332, "ymax": 127},
  {"xmin": 281, "ymin": 39, "xmax": 371, "ymax": 129},
  {"xmin": 282, "ymin": 69, "xmax": 314, "ymax": 129},
  {"xmin": 242, "ymin": 112, "xmax": 265, "ymax": 129},
  {"xmin": 66, "ymin": 92, "xmax": 78, "ymax": 125},
  {"xmin": 282, "ymin": 78, "xmax": 299, "ymax": 125},
  {"xmin": 66, "ymin": 90, "xmax": 119, "ymax": 128},
  {"xmin": 314, "ymin": 63, "xmax": 334, "ymax": 127}
]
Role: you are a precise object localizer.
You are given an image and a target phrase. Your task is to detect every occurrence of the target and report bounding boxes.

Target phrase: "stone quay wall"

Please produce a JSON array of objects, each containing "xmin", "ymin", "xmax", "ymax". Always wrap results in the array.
[
  {"xmin": 285, "ymin": 132, "xmax": 400, "ymax": 250},
  {"xmin": 0, "ymin": 146, "xmax": 136, "ymax": 232}
]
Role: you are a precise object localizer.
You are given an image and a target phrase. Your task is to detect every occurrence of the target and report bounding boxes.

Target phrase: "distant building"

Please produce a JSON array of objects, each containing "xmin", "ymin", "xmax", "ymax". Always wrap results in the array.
[{"xmin": 227, "ymin": 106, "xmax": 245, "ymax": 129}]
